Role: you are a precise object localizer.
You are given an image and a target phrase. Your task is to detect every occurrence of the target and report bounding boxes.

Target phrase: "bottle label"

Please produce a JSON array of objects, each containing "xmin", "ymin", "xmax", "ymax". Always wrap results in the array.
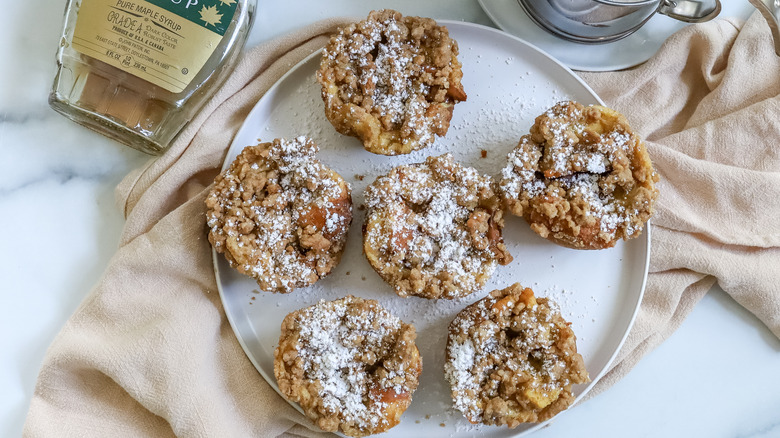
[{"xmin": 72, "ymin": 0, "xmax": 239, "ymax": 93}]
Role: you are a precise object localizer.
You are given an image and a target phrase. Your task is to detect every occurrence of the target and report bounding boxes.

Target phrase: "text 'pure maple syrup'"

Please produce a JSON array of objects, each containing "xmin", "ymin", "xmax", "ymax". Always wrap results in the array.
[{"xmin": 50, "ymin": 0, "xmax": 257, "ymax": 155}]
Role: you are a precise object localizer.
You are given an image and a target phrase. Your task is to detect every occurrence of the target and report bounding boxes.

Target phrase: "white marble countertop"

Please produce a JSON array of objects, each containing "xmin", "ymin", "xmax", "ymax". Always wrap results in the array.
[{"xmin": 2, "ymin": 1, "xmax": 779, "ymax": 437}]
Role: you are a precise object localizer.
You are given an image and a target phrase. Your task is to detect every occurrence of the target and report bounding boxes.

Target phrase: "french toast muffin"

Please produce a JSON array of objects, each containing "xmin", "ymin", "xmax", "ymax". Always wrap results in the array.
[
  {"xmin": 205, "ymin": 136, "xmax": 352, "ymax": 293},
  {"xmin": 317, "ymin": 9, "xmax": 467, "ymax": 155},
  {"xmin": 363, "ymin": 154, "xmax": 512, "ymax": 299},
  {"xmin": 499, "ymin": 101, "xmax": 659, "ymax": 249},
  {"xmin": 274, "ymin": 296, "xmax": 422, "ymax": 437},
  {"xmin": 445, "ymin": 283, "xmax": 589, "ymax": 427}
]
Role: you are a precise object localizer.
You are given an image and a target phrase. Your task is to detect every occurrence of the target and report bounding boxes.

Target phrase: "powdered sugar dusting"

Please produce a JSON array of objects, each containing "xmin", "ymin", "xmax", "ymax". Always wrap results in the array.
[
  {"xmin": 444, "ymin": 286, "xmax": 588, "ymax": 425},
  {"xmin": 363, "ymin": 153, "xmax": 510, "ymax": 299},
  {"xmin": 500, "ymin": 101, "xmax": 658, "ymax": 246},
  {"xmin": 206, "ymin": 136, "xmax": 352, "ymax": 292},
  {"xmin": 278, "ymin": 296, "xmax": 422, "ymax": 433},
  {"xmin": 295, "ymin": 299, "xmax": 397, "ymax": 426},
  {"xmin": 318, "ymin": 9, "xmax": 465, "ymax": 154}
]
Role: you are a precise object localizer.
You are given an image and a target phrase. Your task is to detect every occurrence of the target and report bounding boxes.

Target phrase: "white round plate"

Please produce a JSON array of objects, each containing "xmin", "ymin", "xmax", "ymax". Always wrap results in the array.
[
  {"xmin": 214, "ymin": 21, "xmax": 649, "ymax": 437},
  {"xmin": 478, "ymin": 0, "xmax": 754, "ymax": 71}
]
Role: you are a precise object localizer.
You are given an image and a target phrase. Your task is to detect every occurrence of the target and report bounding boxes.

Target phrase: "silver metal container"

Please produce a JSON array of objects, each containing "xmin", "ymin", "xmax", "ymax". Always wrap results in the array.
[{"xmin": 518, "ymin": 0, "xmax": 722, "ymax": 44}]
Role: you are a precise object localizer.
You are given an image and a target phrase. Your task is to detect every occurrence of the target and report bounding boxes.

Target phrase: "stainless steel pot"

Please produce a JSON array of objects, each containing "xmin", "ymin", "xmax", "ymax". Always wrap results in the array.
[{"xmin": 517, "ymin": 0, "xmax": 722, "ymax": 44}]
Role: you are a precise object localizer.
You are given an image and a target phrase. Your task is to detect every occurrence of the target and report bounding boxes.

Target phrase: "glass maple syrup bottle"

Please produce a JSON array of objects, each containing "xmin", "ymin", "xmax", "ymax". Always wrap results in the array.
[{"xmin": 50, "ymin": 0, "xmax": 256, "ymax": 155}]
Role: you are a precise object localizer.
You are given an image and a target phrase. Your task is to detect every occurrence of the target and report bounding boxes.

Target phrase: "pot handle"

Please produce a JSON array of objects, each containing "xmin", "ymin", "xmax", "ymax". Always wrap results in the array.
[
  {"xmin": 658, "ymin": 0, "xmax": 721, "ymax": 23},
  {"xmin": 748, "ymin": 0, "xmax": 780, "ymax": 56}
]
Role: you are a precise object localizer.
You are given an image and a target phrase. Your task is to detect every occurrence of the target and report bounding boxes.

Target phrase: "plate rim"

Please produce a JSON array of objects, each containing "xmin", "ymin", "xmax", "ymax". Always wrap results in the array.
[{"xmin": 213, "ymin": 19, "xmax": 650, "ymax": 437}]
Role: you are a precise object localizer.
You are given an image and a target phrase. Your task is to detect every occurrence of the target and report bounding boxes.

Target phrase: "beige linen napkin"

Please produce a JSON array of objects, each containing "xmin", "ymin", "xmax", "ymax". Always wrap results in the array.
[{"xmin": 25, "ymin": 12, "xmax": 780, "ymax": 437}]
